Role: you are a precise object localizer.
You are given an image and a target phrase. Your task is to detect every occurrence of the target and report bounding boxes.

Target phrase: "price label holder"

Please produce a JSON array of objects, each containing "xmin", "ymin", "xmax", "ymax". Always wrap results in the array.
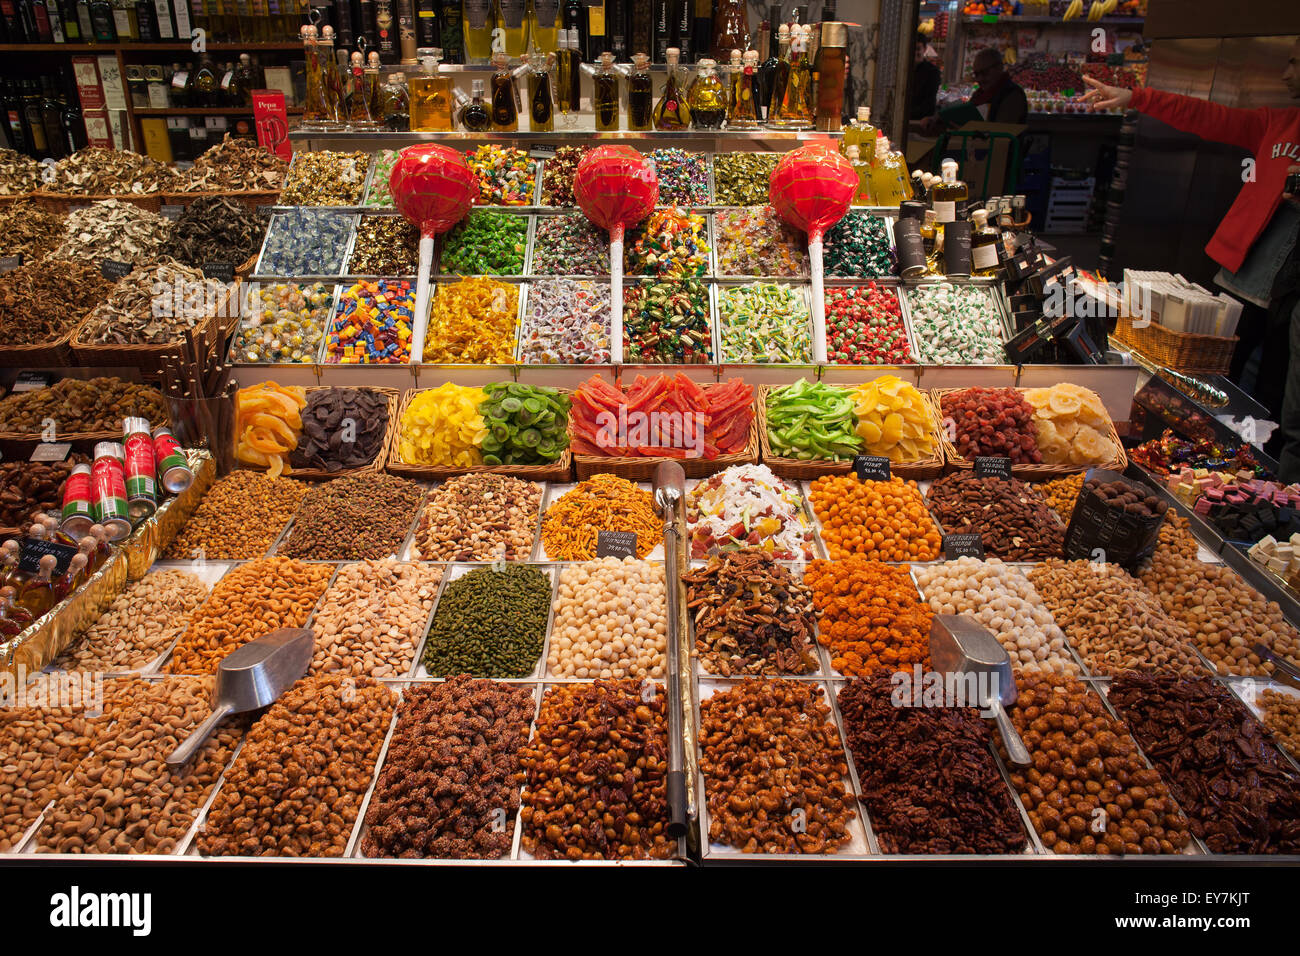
[
  {"xmin": 30, "ymin": 442, "xmax": 71, "ymax": 462},
  {"xmin": 0, "ymin": 254, "xmax": 22, "ymax": 274},
  {"xmin": 596, "ymin": 530, "xmax": 637, "ymax": 559},
  {"xmin": 203, "ymin": 262, "xmax": 235, "ymax": 282},
  {"xmin": 160, "ymin": 204, "xmax": 185, "ymax": 221},
  {"xmin": 853, "ymin": 455, "xmax": 891, "ymax": 482},
  {"xmin": 19, "ymin": 537, "xmax": 79, "ymax": 576},
  {"xmin": 101, "ymin": 259, "xmax": 134, "ymax": 281},
  {"xmin": 528, "ymin": 144, "xmax": 558, "ymax": 161},
  {"xmin": 1063, "ymin": 468, "xmax": 1164, "ymax": 569},
  {"xmin": 943, "ymin": 533, "xmax": 985, "ymax": 560},
  {"xmin": 973, "ymin": 456, "xmax": 1012, "ymax": 479},
  {"xmin": 12, "ymin": 371, "xmax": 52, "ymax": 393}
]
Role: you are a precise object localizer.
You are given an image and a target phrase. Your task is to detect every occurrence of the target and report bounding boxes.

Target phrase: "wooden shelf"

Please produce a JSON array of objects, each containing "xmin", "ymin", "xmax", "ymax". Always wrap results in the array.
[
  {"xmin": 0, "ymin": 41, "xmax": 301, "ymax": 52},
  {"xmin": 133, "ymin": 106, "xmax": 304, "ymax": 115}
]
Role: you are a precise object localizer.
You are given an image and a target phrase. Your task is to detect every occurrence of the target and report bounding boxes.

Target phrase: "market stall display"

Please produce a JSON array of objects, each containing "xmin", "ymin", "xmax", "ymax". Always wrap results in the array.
[
  {"xmin": 412, "ymin": 474, "xmax": 542, "ymax": 561},
  {"xmin": 684, "ymin": 464, "xmax": 815, "ymax": 560},
  {"xmin": 806, "ymin": 556, "xmax": 934, "ymax": 673},
  {"xmin": 420, "ymin": 564, "xmax": 551, "ymax": 678}
]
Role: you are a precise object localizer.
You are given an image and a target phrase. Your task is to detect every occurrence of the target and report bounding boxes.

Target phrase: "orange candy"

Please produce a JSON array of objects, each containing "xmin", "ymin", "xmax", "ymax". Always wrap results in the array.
[
  {"xmin": 805, "ymin": 556, "xmax": 933, "ymax": 676},
  {"xmin": 807, "ymin": 474, "xmax": 941, "ymax": 561}
]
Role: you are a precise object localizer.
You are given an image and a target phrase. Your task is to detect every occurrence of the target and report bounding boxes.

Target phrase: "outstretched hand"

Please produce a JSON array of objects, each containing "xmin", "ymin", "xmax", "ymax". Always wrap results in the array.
[{"xmin": 1078, "ymin": 75, "xmax": 1133, "ymax": 111}]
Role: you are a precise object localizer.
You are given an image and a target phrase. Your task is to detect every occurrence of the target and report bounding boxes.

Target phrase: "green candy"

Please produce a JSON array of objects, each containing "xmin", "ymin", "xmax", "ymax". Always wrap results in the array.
[{"xmin": 439, "ymin": 211, "xmax": 529, "ymax": 276}]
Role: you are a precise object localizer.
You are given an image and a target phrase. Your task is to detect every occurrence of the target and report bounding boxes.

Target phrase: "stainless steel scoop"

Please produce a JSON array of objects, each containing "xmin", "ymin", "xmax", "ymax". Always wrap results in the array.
[
  {"xmin": 929, "ymin": 614, "xmax": 1031, "ymax": 766},
  {"xmin": 166, "ymin": 627, "xmax": 314, "ymax": 769}
]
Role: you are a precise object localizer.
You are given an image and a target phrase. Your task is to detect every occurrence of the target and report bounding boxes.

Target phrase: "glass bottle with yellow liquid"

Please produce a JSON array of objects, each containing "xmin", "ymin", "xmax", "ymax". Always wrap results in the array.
[
  {"xmin": 409, "ymin": 49, "xmax": 454, "ymax": 130},
  {"xmin": 769, "ymin": 23, "xmax": 813, "ymax": 129},
  {"xmin": 653, "ymin": 46, "xmax": 691, "ymax": 130},
  {"xmin": 489, "ymin": 50, "xmax": 519, "ymax": 130},
  {"xmin": 845, "ymin": 145, "xmax": 873, "ymax": 206},
  {"xmin": 929, "ymin": 158, "xmax": 968, "ymax": 225},
  {"xmin": 868, "ymin": 136, "xmax": 912, "ymax": 208},
  {"xmin": 528, "ymin": 0, "xmax": 560, "ymax": 54},
  {"xmin": 495, "ymin": 0, "xmax": 528, "ymax": 56},
  {"xmin": 627, "ymin": 52, "xmax": 653, "ymax": 130},
  {"xmin": 592, "ymin": 52, "xmax": 620, "ymax": 130},
  {"xmin": 687, "ymin": 57, "xmax": 726, "ymax": 129},
  {"xmin": 841, "ymin": 106, "xmax": 876, "ymax": 158},
  {"xmin": 525, "ymin": 49, "xmax": 554, "ymax": 131},
  {"xmin": 727, "ymin": 48, "xmax": 760, "ymax": 130},
  {"xmin": 463, "ymin": 0, "xmax": 495, "ymax": 62}
]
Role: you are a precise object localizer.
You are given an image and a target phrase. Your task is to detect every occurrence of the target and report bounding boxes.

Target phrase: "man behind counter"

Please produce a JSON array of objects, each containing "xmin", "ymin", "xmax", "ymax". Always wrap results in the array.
[{"xmin": 917, "ymin": 47, "xmax": 1029, "ymax": 135}]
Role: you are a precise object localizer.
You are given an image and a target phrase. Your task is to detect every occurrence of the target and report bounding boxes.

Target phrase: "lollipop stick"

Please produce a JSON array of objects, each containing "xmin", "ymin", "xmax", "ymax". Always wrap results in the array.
[
  {"xmin": 808, "ymin": 236, "xmax": 827, "ymax": 364},
  {"xmin": 610, "ymin": 224, "xmax": 625, "ymax": 365},
  {"xmin": 409, "ymin": 232, "xmax": 436, "ymax": 364}
]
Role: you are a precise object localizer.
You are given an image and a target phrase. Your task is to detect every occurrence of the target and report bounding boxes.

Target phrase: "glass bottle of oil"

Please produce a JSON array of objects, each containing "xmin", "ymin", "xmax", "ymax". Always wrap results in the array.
[
  {"xmin": 653, "ymin": 46, "xmax": 691, "ymax": 130},
  {"xmin": 348, "ymin": 51, "xmax": 379, "ymax": 128},
  {"xmin": 770, "ymin": 22, "xmax": 813, "ymax": 128},
  {"xmin": 463, "ymin": 0, "xmax": 494, "ymax": 62},
  {"xmin": 529, "ymin": 0, "xmax": 559, "ymax": 54},
  {"xmin": 555, "ymin": 26, "xmax": 580, "ymax": 124},
  {"xmin": 970, "ymin": 208, "xmax": 1004, "ymax": 277},
  {"xmin": 687, "ymin": 57, "xmax": 726, "ymax": 129},
  {"xmin": 459, "ymin": 78, "xmax": 492, "ymax": 129},
  {"xmin": 410, "ymin": 49, "xmax": 455, "ymax": 130},
  {"xmin": 489, "ymin": 50, "xmax": 519, "ymax": 130},
  {"xmin": 526, "ymin": 49, "xmax": 554, "ymax": 131},
  {"xmin": 301, "ymin": 24, "xmax": 332, "ymax": 129},
  {"xmin": 765, "ymin": 23, "xmax": 790, "ymax": 127},
  {"xmin": 627, "ymin": 51, "xmax": 652, "ymax": 130},
  {"xmin": 929, "ymin": 158, "xmax": 968, "ymax": 225},
  {"xmin": 495, "ymin": 0, "xmax": 528, "ymax": 56},
  {"xmin": 841, "ymin": 105, "xmax": 876, "ymax": 159},
  {"xmin": 727, "ymin": 49, "xmax": 759, "ymax": 130},
  {"xmin": 846, "ymin": 144, "xmax": 873, "ymax": 206},
  {"xmin": 592, "ymin": 51, "xmax": 619, "ymax": 130}
]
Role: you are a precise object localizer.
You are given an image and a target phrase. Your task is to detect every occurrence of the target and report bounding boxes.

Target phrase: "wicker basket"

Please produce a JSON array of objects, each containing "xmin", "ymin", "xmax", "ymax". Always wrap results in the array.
[
  {"xmin": 34, "ymin": 192, "xmax": 165, "ymax": 215},
  {"xmin": 0, "ymin": 312, "xmax": 92, "ymax": 368},
  {"xmin": 160, "ymin": 189, "xmax": 282, "ymax": 211},
  {"xmin": 570, "ymin": 383, "xmax": 759, "ymax": 480},
  {"xmin": 758, "ymin": 383, "xmax": 945, "ymax": 481},
  {"xmin": 1110, "ymin": 313, "xmax": 1237, "ymax": 376},
  {"xmin": 282, "ymin": 386, "xmax": 399, "ymax": 480},
  {"xmin": 932, "ymin": 385, "xmax": 1128, "ymax": 479},
  {"xmin": 70, "ymin": 281, "xmax": 239, "ymax": 379},
  {"xmin": 385, "ymin": 386, "xmax": 573, "ymax": 481}
]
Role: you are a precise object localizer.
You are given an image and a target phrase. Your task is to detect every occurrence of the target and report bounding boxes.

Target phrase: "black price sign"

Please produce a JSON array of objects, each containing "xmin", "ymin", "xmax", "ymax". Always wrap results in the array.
[
  {"xmin": 202, "ymin": 261, "xmax": 235, "ymax": 282},
  {"xmin": 596, "ymin": 530, "xmax": 638, "ymax": 559},
  {"xmin": 101, "ymin": 259, "xmax": 133, "ymax": 281},
  {"xmin": 529, "ymin": 145, "xmax": 558, "ymax": 160},
  {"xmin": 18, "ymin": 537, "xmax": 79, "ymax": 576},
  {"xmin": 853, "ymin": 455, "xmax": 891, "ymax": 482},
  {"xmin": 0, "ymin": 254, "xmax": 22, "ymax": 273},
  {"xmin": 160, "ymin": 204, "xmax": 185, "ymax": 220},
  {"xmin": 973, "ymin": 456, "xmax": 1013, "ymax": 479},
  {"xmin": 943, "ymin": 533, "xmax": 986, "ymax": 560},
  {"xmin": 12, "ymin": 371, "xmax": 52, "ymax": 393}
]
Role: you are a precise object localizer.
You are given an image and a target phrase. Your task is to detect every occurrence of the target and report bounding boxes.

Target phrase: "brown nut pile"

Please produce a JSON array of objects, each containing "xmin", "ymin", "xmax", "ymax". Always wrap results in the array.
[
  {"xmin": 1109, "ymin": 672, "xmax": 1300, "ymax": 854},
  {"xmin": 0, "ymin": 376, "xmax": 169, "ymax": 435},
  {"xmin": 1027, "ymin": 559, "xmax": 1205, "ymax": 676},
  {"xmin": 50, "ymin": 147, "xmax": 178, "ymax": 195},
  {"xmin": 348, "ymin": 215, "xmax": 420, "ymax": 274},
  {"xmin": 682, "ymin": 549, "xmax": 818, "ymax": 676},
  {"xmin": 413, "ymin": 473, "xmax": 543, "ymax": 561},
  {"xmin": 279, "ymin": 150, "xmax": 371, "ymax": 206},
  {"xmin": 1137, "ymin": 546, "xmax": 1300, "ymax": 677},
  {"xmin": 54, "ymin": 569, "xmax": 209, "ymax": 672},
  {"xmin": 0, "ymin": 201, "xmax": 67, "ymax": 261},
  {"xmin": 838, "ymin": 674, "xmax": 1029, "ymax": 854},
  {"xmin": 278, "ymin": 474, "xmax": 424, "ymax": 560},
  {"xmin": 165, "ymin": 471, "xmax": 308, "ymax": 560},
  {"xmin": 52, "ymin": 199, "xmax": 172, "ymax": 264},
  {"xmin": 915, "ymin": 557, "xmax": 1076, "ymax": 674},
  {"xmin": 0, "ymin": 149, "xmax": 44, "ymax": 195},
  {"xmin": 175, "ymin": 135, "xmax": 288, "ymax": 192},
  {"xmin": 520, "ymin": 679, "xmax": 673, "ymax": 860},
  {"xmin": 0, "ymin": 457, "xmax": 88, "ymax": 529},
  {"xmin": 309, "ymin": 559, "xmax": 443, "ymax": 678},
  {"xmin": 362, "ymin": 678, "xmax": 536, "ymax": 859},
  {"xmin": 926, "ymin": 473, "xmax": 1065, "ymax": 560},
  {"xmin": 1260, "ymin": 689, "xmax": 1300, "ymax": 760},
  {"xmin": 80, "ymin": 259, "xmax": 227, "ymax": 345},
  {"xmin": 700, "ymin": 680, "xmax": 855, "ymax": 854},
  {"xmin": 36, "ymin": 677, "xmax": 241, "ymax": 855},
  {"xmin": 198, "ymin": 674, "xmax": 396, "ymax": 858},
  {"xmin": 1005, "ymin": 672, "xmax": 1190, "ymax": 855},
  {"xmin": 166, "ymin": 558, "xmax": 333, "ymax": 675},
  {"xmin": 0, "ymin": 259, "xmax": 116, "ymax": 345},
  {"xmin": 0, "ymin": 704, "xmax": 98, "ymax": 851}
]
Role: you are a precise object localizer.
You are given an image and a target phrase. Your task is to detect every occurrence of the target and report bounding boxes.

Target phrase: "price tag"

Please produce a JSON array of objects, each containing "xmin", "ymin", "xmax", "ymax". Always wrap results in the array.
[
  {"xmin": 853, "ymin": 455, "xmax": 891, "ymax": 482},
  {"xmin": 30, "ymin": 442, "xmax": 71, "ymax": 462},
  {"xmin": 12, "ymin": 371, "xmax": 52, "ymax": 392},
  {"xmin": 101, "ymin": 259, "xmax": 133, "ymax": 281},
  {"xmin": 0, "ymin": 254, "xmax": 22, "ymax": 273},
  {"xmin": 202, "ymin": 262, "xmax": 235, "ymax": 282},
  {"xmin": 160, "ymin": 204, "xmax": 185, "ymax": 220},
  {"xmin": 973, "ymin": 456, "xmax": 1013, "ymax": 479},
  {"xmin": 943, "ymin": 533, "xmax": 985, "ymax": 560},
  {"xmin": 595, "ymin": 530, "xmax": 638, "ymax": 559},
  {"xmin": 528, "ymin": 144, "xmax": 558, "ymax": 160},
  {"xmin": 18, "ymin": 537, "xmax": 79, "ymax": 576}
]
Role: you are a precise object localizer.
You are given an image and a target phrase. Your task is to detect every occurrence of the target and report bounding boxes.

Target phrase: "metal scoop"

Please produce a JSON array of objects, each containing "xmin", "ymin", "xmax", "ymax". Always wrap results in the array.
[
  {"xmin": 929, "ymin": 615, "xmax": 1031, "ymax": 766},
  {"xmin": 166, "ymin": 627, "xmax": 314, "ymax": 769}
]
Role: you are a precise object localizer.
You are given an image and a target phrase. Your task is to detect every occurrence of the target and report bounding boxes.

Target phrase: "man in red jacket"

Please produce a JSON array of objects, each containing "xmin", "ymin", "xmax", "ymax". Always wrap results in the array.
[{"xmin": 1082, "ymin": 41, "xmax": 1300, "ymax": 479}]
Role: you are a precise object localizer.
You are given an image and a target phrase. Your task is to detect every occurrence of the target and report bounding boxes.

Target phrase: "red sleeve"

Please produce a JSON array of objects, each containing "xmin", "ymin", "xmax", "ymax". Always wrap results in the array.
[{"xmin": 1130, "ymin": 87, "xmax": 1270, "ymax": 154}]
